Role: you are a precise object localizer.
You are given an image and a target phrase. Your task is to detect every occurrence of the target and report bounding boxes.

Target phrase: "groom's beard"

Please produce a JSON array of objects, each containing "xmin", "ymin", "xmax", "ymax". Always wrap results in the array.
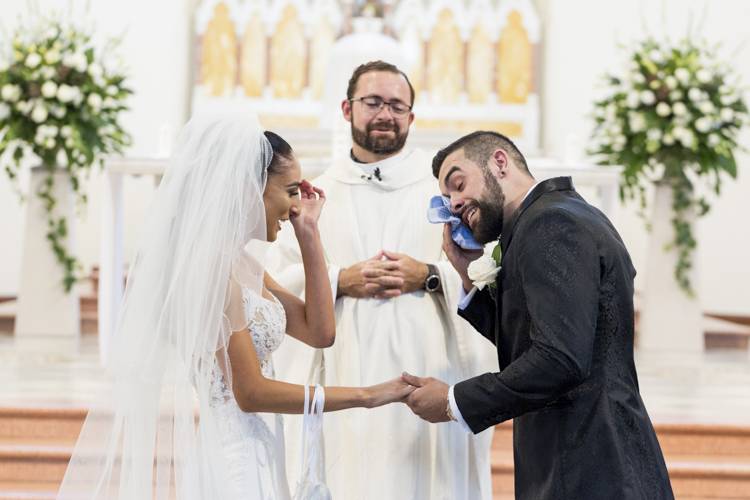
[
  {"xmin": 351, "ymin": 118, "xmax": 408, "ymax": 155},
  {"xmin": 471, "ymin": 172, "xmax": 506, "ymax": 244}
]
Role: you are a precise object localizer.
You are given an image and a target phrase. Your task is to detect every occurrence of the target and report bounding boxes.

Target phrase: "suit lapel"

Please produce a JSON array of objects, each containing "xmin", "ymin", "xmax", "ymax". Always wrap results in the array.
[{"xmin": 499, "ymin": 176, "xmax": 574, "ymax": 263}]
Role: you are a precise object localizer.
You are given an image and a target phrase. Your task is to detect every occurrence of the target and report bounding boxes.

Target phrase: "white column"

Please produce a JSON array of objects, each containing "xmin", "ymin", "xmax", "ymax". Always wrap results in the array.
[
  {"xmin": 597, "ymin": 182, "xmax": 618, "ymax": 220},
  {"xmin": 15, "ymin": 167, "xmax": 80, "ymax": 355},
  {"xmin": 638, "ymin": 183, "xmax": 703, "ymax": 353},
  {"xmin": 98, "ymin": 169, "xmax": 124, "ymax": 365}
]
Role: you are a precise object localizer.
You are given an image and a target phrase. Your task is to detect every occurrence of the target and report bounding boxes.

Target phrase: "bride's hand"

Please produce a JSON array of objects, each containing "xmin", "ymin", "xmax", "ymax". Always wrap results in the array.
[
  {"xmin": 290, "ymin": 180, "xmax": 325, "ymax": 235},
  {"xmin": 364, "ymin": 377, "xmax": 416, "ymax": 408}
]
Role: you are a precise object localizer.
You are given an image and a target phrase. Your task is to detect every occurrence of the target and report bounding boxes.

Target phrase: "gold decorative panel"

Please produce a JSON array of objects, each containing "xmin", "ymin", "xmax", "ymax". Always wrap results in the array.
[{"xmin": 416, "ymin": 118, "xmax": 523, "ymax": 137}]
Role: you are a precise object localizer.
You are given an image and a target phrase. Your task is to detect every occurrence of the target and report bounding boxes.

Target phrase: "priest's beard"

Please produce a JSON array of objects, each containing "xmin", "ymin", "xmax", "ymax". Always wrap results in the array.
[
  {"xmin": 351, "ymin": 117, "xmax": 408, "ymax": 155},
  {"xmin": 472, "ymin": 170, "xmax": 506, "ymax": 244}
]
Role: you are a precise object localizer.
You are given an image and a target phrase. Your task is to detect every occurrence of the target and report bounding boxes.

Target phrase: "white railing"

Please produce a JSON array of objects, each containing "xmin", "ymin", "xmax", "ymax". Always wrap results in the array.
[{"xmin": 98, "ymin": 158, "xmax": 167, "ymax": 365}]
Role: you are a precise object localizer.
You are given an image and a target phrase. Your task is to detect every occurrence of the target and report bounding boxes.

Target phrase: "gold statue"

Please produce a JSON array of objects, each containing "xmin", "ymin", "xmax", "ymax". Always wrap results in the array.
[
  {"xmin": 467, "ymin": 23, "xmax": 493, "ymax": 103},
  {"xmin": 310, "ymin": 18, "xmax": 336, "ymax": 100},
  {"xmin": 270, "ymin": 4, "xmax": 306, "ymax": 99},
  {"xmin": 497, "ymin": 10, "xmax": 532, "ymax": 104},
  {"xmin": 400, "ymin": 22, "xmax": 424, "ymax": 96},
  {"xmin": 201, "ymin": 2, "xmax": 238, "ymax": 97},
  {"xmin": 427, "ymin": 9, "xmax": 463, "ymax": 104},
  {"xmin": 240, "ymin": 13, "xmax": 266, "ymax": 98}
]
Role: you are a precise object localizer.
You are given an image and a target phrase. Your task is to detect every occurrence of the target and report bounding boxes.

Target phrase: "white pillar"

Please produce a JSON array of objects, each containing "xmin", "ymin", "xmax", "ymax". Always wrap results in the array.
[
  {"xmin": 15, "ymin": 167, "xmax": 80, "ymax": 355},
  {"xmin": 638, "ymin": 183, "xmax": 703, "ymax": 353},
  {"xmin": 98, "ymin": 169, "xmax": 124, "ymax": 366}
]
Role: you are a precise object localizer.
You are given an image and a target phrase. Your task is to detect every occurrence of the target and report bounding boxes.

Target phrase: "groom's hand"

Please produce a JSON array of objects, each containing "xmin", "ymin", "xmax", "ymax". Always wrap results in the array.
[
  {"xmin": 442, "ymin": 224, "xmax": 482, "ymax": 293},
  {"xmin": 402, "ymin": 372, "xmax": 451, "ymax": 423}
]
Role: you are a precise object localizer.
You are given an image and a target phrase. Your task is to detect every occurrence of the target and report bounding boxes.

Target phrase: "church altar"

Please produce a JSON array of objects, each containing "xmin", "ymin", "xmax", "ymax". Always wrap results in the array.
[{"xmin": 193, "ymin": 0, "xmax": 542, "ymax": 151}]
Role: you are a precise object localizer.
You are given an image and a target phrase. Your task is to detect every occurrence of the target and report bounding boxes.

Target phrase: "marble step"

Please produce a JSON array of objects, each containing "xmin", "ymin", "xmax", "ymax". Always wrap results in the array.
[
  {"xmin": 0, "ymin": 481, "xmax": 57, "ymax": 500},
  {"xmin": 0, "ymin": 300, "xmax": 97, "ymax": 336},
  {"xmin": 0, "ymin": 441, "xmax": 70, "ymax": 484},
  {"xmin": 492, "ymin": 420, "xmax": 750, "ymax": 458},
  {"xmin": 703, "ymin": 317, "xmax": 750, "ymax": 350},
  {"xmin": 491, "ymin": 449, "xmax": 750, "ymax": 498},
  {"xmin": 3, "ymin": 407, "xmax": 750, "ymax": 497},
  {"xmin": 9, "ymin": 483, "xmax": 529, "ymax": 500},
  {"xmin": 0, "ymin": 408, "xmax": 85, "ymax": 442},
  {"xmin": 1, "ymin": 445, "xmax": 748, "ymax": 498}
]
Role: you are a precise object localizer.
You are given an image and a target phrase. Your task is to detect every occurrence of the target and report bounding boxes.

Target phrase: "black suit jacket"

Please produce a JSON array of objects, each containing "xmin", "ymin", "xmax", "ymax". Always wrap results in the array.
[{"xmin": 456, "ymin": 177, "xmax": 673, "ymax": 500}]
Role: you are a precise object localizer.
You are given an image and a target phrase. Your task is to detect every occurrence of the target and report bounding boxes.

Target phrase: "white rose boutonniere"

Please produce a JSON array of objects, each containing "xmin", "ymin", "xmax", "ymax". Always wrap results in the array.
[{"xmin": 467, "ymin": 243, "xmax": 502, "ymax": 291}]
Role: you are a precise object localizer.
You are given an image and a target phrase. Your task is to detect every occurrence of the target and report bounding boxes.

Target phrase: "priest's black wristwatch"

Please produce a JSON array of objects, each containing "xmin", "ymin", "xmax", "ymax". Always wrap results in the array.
[{"xmin": 424, "ymin": 264, "xmax": 441, "ymax": 293}]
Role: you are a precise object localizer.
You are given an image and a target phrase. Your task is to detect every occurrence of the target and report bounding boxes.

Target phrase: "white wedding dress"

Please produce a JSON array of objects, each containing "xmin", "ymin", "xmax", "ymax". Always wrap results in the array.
[
  {"xmin": 210, "ymin": 287, "xmax": 292, "ymax": 500},
  {"xmin": 58, "ymin": 114, "xmax": 328, "ymax": 500}
]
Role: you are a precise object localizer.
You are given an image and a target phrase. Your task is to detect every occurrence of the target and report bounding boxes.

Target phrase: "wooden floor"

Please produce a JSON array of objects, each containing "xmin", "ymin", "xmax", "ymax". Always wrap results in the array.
[{"xmin": 0, "ymin": 334, "xmax": 748, "ymax": 499}]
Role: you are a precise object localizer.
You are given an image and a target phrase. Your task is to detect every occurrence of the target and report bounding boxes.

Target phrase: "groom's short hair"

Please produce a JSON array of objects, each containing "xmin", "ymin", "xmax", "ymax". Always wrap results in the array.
[
  {"xmin": 432, "ymin": 131, "xmax": 531, "ymax": 179},
  {"xmin": 347, "ymin": 60, "xmax": 415, "ymax": 106}
]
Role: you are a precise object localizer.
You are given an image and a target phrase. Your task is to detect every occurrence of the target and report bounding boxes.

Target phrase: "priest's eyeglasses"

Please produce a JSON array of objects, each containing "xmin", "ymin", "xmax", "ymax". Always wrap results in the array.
[{"xmin": 349, "ymin": 95, "xmax": 412, "ymax": 117}]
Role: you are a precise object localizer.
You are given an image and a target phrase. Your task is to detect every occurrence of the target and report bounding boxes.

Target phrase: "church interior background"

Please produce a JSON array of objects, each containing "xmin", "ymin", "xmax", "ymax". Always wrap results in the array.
[{"xmin": 0, "ymin": 0, "xmax": 749, "ymax": 498}]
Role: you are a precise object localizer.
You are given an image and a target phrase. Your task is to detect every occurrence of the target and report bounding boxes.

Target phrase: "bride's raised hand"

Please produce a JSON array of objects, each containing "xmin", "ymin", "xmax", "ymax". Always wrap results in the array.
[
  {"xmin": 364, "ymin": 377, "xmax": 417, "ymax": 408},
  {"xmin": 290, "ymin": 180, "xmax": 325, "ymax": 235}
]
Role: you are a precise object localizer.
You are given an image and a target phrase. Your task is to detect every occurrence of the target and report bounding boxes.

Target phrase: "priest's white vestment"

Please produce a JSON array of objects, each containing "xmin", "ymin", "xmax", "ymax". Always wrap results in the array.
[{"xmin": 268, "ymin": 148, "xmax": 498, "ymax": 500}]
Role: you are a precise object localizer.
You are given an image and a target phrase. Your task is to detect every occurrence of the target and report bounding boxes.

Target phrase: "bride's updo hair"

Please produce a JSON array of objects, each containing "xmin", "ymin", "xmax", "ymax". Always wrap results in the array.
[{"xmin": 263, "ymin": 130, "xmax": 294, "ymax": 176}]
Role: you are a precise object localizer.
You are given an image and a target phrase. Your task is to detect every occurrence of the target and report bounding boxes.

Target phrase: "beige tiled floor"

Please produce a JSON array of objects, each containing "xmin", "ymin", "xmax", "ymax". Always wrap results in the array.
[
  {"xmin": 0, "ymin": 335, "xmax": 105, "ymax": 408},
  {"xmin": 636, "ymin": 348, "xmax": 750, "ymax": 425},
  {"xmin": 1, "ymin": 333, "xmax": 749, "ymax": 425}
]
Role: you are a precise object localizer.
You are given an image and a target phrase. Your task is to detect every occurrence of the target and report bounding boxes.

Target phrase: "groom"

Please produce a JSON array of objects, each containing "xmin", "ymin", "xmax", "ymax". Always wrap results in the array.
[{"xmin": 403, "ymin": 131, "xmax": 675, "ymax": 499}]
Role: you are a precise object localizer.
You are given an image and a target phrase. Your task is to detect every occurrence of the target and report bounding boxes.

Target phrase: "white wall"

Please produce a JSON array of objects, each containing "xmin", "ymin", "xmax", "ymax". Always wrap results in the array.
[
  {"xmin": 1, "ymin": 0, "xmax": 748, "ymax": 315},
  {"xmin": 538, "ymin": 0, "xmax": 750, "ymax": 315}
]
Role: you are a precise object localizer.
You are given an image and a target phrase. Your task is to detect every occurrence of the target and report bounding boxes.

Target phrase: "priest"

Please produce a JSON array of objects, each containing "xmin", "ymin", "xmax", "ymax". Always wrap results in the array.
[{"xmin": 269, "ymin": 60, "xmax": 497, "ymax": 500}]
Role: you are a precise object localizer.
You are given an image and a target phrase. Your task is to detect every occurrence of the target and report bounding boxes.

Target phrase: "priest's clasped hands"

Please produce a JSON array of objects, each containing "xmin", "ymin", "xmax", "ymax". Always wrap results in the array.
[{"xmin": 338, "ymin": 250, "xmax": 430, "ymax": 299}]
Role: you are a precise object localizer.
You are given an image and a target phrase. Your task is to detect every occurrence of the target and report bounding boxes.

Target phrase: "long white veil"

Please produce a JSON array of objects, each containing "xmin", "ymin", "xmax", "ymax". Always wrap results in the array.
[{"xmin": 58, "ymin": 112, "xmax": 271, "ymax": 499}]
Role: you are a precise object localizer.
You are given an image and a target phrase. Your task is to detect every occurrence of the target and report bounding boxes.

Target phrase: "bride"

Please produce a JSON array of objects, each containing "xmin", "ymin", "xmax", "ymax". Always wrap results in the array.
[{"xmin": 57, "ymin": 113, "xmax": 414, "ymax": 499}]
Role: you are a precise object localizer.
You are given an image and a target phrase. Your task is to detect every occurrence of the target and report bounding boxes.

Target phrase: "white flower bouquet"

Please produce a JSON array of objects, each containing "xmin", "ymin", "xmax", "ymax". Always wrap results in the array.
[
  {"xmin": 590, "ymin": 37, "xmax": 748, "ymax": 294},
  {"xmin": 0, "ymin": 17, "xmax": 132, "ymax": 291}
]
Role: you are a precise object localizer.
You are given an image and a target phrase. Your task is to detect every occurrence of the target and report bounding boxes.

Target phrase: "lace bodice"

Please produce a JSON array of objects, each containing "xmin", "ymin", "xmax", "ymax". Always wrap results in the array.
[
  {"xmin": 210, "ymin": 287, "xmax": 286, "ymax": 411},
  {"xmin": 241, "ymin": 287, "xmax": 286, "ymax": 377}
]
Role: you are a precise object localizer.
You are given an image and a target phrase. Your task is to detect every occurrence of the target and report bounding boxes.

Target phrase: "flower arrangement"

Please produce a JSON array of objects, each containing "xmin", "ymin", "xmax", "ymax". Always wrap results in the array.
[
  {"xmin": 590, "ymin": 37, "xmax": 747, "ymax": 295},
  {"xmin": 0, "ymin": 17, "xmax": 132, "ymax": 291}
]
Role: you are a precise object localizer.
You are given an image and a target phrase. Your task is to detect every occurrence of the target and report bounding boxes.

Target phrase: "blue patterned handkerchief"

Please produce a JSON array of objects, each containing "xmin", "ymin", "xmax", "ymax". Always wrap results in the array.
[{"xmin": 426, "ymin": 195, "xmax": 483, "ymax": 250}]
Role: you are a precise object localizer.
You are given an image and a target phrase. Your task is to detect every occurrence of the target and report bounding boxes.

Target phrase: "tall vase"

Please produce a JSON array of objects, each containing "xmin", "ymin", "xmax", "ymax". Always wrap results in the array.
[
  {"xmin": 638, "ymin": 182, "xmax": 703, "ymax": 353},
  {"xmin": 14, "ymin": 166, "xmax": 80, "ymax": 356}
]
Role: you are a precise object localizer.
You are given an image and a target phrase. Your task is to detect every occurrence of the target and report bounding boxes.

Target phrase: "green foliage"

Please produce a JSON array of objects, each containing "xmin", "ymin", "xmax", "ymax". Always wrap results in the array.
[
  {"xmin": 491, "ymin": 243, "xmax": 502, "ymax": 266},
  {"xmin": 0, "ymin": 18, "xmax": 132, "ymax": 292},
  {"xmin": 589, "ymin": 38, "xmax": 748, "ymax": 296}
]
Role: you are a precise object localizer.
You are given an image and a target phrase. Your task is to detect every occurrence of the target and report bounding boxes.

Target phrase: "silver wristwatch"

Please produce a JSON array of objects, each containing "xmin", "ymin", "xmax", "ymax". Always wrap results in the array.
[{"xmin": 424, "ymin": 264, "xmax": 441, "ymax": 293}]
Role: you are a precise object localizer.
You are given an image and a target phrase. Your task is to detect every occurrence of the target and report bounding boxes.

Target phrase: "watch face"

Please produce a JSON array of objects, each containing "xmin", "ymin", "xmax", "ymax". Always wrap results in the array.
[{"xmin": 426, "ymin": 275, "xmax": 440, "ymax": 291}]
